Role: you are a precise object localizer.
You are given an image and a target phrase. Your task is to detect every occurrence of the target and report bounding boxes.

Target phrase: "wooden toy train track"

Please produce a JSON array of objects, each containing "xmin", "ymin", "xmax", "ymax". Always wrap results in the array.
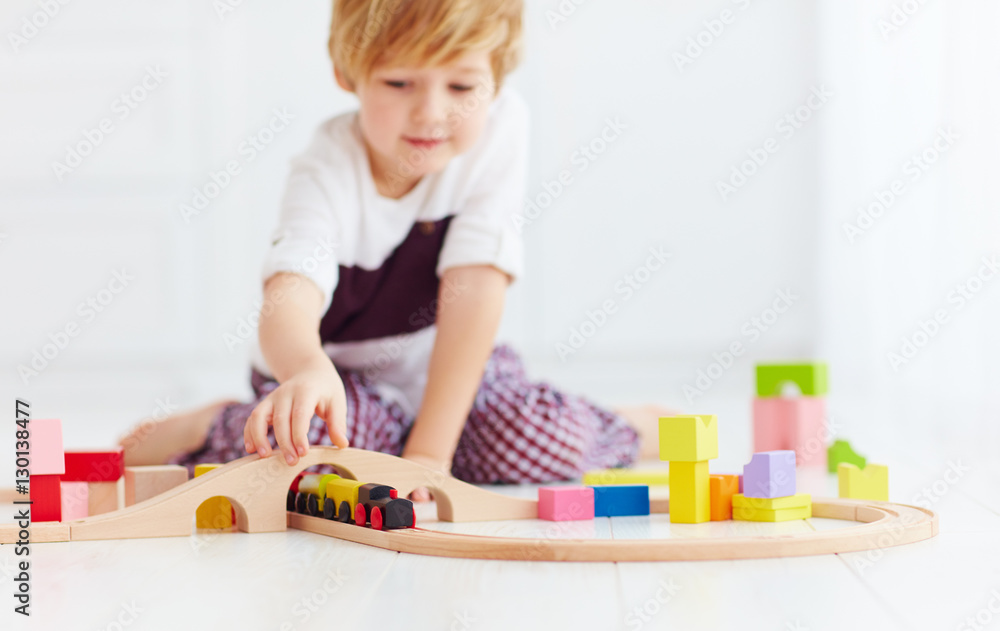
[{"xmin": 0, "ymin": 447, "xmax": 938, "ymax": 561}]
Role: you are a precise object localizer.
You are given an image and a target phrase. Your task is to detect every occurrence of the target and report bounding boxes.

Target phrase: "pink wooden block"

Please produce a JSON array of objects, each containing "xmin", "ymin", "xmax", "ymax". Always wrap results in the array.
[
  {"xmin": 752, "ymin": 397, "xmax": 827, "ymax": 469},
  {"xmin": 538, "ymin": 486, "xmax": 595, "ymax": 521},
  {"xmin": 28, "ymin": 418, "xmax": 65, "ymax": 476},
  {"xmin": 60, "ymin": 482, "xmax": 89, "ymax": 521},
  {"xmin": 791, "ymin": 397, "xmax": 827, "ymax": 468},
  {"xmin": 753, "ymin": 398, "xmax": 793, "ymax": 452}
]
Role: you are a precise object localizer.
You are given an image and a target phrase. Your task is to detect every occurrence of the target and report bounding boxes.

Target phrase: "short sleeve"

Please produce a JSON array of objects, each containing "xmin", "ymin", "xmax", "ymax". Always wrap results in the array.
[
  {"xmin": 436, "ymin": 89, "xmax": 529, "ymax": 282},
  {"xmin": 260, "ymin": 156, "xmax": 339, "ymax": 314}
]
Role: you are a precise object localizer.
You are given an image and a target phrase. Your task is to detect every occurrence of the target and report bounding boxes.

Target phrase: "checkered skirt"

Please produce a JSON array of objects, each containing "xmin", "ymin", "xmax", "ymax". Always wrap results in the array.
[{"xmin": 169, "ymin": 344, "xmax": 639, "ymax": 483}]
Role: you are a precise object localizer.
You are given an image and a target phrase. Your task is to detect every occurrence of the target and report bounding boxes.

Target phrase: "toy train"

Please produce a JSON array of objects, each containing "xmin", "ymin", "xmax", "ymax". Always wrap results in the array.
[{"xmin": 287, "ymin": 473, "xmax": 415, "ymax": 530}]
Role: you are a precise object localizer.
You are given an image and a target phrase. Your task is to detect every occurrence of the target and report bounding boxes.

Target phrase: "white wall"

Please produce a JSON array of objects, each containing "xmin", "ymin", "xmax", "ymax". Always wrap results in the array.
[{"xmin": 1, "ymin": 0, "xmax": 823, "ymax": 452}]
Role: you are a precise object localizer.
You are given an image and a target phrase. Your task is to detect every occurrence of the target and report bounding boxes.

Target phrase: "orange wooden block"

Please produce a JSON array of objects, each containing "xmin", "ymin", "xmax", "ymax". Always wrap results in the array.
[{"xmin": 710, "ymin": 474, "xmax": 740, "ymax": 521}]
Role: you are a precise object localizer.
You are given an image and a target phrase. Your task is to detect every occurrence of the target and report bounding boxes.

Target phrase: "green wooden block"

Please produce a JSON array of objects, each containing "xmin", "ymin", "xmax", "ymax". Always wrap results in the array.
[
  {"xmin": 756, "ymin": 362, "xmax": 828, "ymax": 397},
  {"xmin": 827, "ymin": 439, "xmax": 866, "ymax": 474}
]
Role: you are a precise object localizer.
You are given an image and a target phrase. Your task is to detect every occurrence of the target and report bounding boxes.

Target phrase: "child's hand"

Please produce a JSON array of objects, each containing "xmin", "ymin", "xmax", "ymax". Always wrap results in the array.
[
  {"xmin": 400, "ymin": 451, "xmax": 452, "ymax": 502},
  {"xmin": 244, "ymin": 364, "xmax": 349, "ymax": 466}
]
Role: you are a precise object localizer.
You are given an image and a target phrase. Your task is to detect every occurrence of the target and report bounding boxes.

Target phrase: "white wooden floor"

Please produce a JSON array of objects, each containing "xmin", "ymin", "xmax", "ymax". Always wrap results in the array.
[{"xmin": 2, "ymin": 402, "xmax": 998, "ymax": 631}]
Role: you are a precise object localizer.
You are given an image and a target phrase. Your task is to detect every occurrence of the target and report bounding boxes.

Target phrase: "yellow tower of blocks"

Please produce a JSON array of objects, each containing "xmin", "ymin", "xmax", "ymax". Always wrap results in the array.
[
  {"xmin": 194, "ymin": 463, "xmax": 235, "ymax": 529},
  {"xmin": 660, "ymin": 415, "xmax": 718, "ymax": 524}
]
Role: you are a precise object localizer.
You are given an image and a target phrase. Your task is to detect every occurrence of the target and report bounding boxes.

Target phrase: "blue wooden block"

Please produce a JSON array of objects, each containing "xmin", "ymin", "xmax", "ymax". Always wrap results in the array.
[{"xmin": 589, "ymin": 485, "xmax": 650, "ymax": 517}]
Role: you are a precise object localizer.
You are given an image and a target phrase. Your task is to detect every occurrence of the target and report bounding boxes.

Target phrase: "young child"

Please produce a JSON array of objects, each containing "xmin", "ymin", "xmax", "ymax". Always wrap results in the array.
[{"xmin": 119, "ymin": 0, "xmax": 664, "ymax": 495}]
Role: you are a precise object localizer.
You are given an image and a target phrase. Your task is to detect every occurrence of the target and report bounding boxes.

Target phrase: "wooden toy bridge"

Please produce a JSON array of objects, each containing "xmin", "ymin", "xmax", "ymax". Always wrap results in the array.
[{"xmin": 0, "ymin": 447, "xmax": 938, "ymax": 561}]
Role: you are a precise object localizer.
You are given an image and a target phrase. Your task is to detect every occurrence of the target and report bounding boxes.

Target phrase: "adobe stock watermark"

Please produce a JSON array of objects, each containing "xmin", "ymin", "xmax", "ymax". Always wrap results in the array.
[
  {"xmin": 223, "ymin": 237, "xmax": 338, "ymax": 351},
  {"xmin": 17, "ymin": 268, "xmax": 136, "ymax": 385},
  {"xmin": 715, "ymin": 85, "xmax": 832, "ymax": 202},
  {"xmin": 555, "ymin": 245, "xmax": 670, "ymax": 361},
  {"xmin": 93, "ymin": 601, "xmax": 144, "ymax": 631},
  {"xmin": 115, "ymin": 396, "xmax": 181, "ymax": 454},
  {"xmin": 447, "ymin": 611, "xmax": 476, "ymax": 631},
  {"xmin": 361, "ymin": 275, "xmax": 470, "ymax": 381},
  {"xmin": 510, "ymin": 116, "xmax": 626, "ymax": 233},
  {"xmin": 877, "ymin": 0, "xmax": 935, "ymax": 41},
  {"xmin": 956, "ymin": 588, "xmax": 1000, "ymax": 631},
  {"xmin": 277, "ymin": 569, "xmax": 347, "ymax": 630},
  {"xmin": 624, "ymin": 577, "xmax": 683, "ymax": 630},
  {"xmin": 51, "ymin": 66, "xmax": 168, "ymax": 181},
  {"xmin": 672, "ymin": 0, "xmax": 759, "ymax": 71},
  {"xmin": 545, "ymin": 0, "xmax": 592, "ymax": 30},
  {"xmin": 213, "ymin": 0, "xmax": 246, "ymax": 21},
  {"xmin": 911, "ymin": 459, "xmax": 970, "ymax": 510},
  {"xmin": 682, "ymin": 287, "xmax": 798, "ymax": 403},
  {"xmin": 842, "ymin": 127, "xmax": 957, "ymax": 245},
  {"xmin": 887, "ymin": 255, "xmax": 999, "ymax": 371},
  {"xmin": 179, "ymin": 108, "xmax": 295, "ymax": 223},
  {"xmin": 7, "ymin": 0, "xmax": 73, "ymax": 54}
]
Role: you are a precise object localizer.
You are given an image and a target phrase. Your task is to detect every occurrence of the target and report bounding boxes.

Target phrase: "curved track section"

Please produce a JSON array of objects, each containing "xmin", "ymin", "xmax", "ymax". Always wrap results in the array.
[
  {"xmin": 289, "ymin": 498, "xmax": 937, "ymax": 562},
  {"xmin": 0, "ymin": 446, "xmax": 938, "ymax": 561}
]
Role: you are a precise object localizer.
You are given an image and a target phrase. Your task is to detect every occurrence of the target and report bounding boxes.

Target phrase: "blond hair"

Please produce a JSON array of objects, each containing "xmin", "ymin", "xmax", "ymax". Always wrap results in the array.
[{"xmin": 329, "ymin": 0, "xmax": 523, "ymax": 94}]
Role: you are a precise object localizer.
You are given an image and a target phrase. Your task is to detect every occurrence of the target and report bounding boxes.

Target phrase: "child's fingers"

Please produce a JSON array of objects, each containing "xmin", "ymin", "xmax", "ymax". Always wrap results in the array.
[
  {"xmin": 271, "ymin": 393, "xmax": 297, "ymax": 465},
  {"xmin": 319, "ymin": 396, "xmax": 349, "ymax": 449},
  {"xmin": 245, "ymin": 398, "xmax": 274, "ymax": 457},
  {"xmin": 289, "ymin": 395, "xmax": 316, "ymax": 458},
  {"xmin": 409, "ymin": 487, "xmax": 431, "ymax": 502}
]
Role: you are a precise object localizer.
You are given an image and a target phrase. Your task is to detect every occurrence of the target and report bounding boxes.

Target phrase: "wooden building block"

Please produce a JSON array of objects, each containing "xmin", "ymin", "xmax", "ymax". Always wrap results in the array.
[
  {"xmin": 582, "ymin": 468, "xmax": 669, "ymax": 486},
  {"xmin": 668, "ymin": 461, "xmax": 709, "ymax": 523},
  {"xmin": 733, "ymin": 503, "xmax": 812, "ymax": 522},
  {"xmin": 538, "ymin": 486, "xmax": 595, "ymax": 521},
  {"xmin": 752, "ymin": 396, "xmax": 828, "ymax": 469},
  {"xmin": 194, "ymin": 463, "xmax": 234, "ymax": 528},
  {"xmin": 63, "ymin": 448, "xmax": 124, "ymax": 482},
  {"xmin": 124, "ymin": 465, "xmax": 189, "ymax": 506},
  {"xmin": 828, "ymin": 439, "xmax": 866, "ymax": 474},
  {"xmin": 60, "ymin": 481, "xmax": 89, "ymax": 521},
  {"xmin": 742, "ymin": 450, "xmax": 796, "ymax": 498},
  {"xmin": 732, "ymin": 493, "xmax": 811, "ymax": 511},
  {"xmin": 30, "ymin": 474, "xmax": 61, "ymax": 522},
  {"xmin": 756, "ymin": 362, "xmax": 828, "ymax": 397},
  {"xmin": 838, "ymin": 463, "xmax": 888, "ymax": 501},
  {"xmin": 28, "ymin": 418, "xmax": 65, "ymax": 476},
  {"xmin": 709, "ymin": 474, "xmax": 740, "ymax": 521},
  {"xmin": 658, "ymin": 415, "xmax": 718, "ymax": 462},
  {"xmin": 590, "ymin": 485, "xmax": 650, "ymax": 517},
  {"xmin": 88, "ymin": 478, "xmax": 125, "ymax": 516}
]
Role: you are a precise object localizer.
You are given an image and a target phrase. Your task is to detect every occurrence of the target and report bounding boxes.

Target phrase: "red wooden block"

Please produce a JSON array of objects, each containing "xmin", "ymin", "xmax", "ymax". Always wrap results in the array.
[
  {"xmin": 62, "ymin": 448, "xmax": 125, "ymax": 482},
  {"xmin": 30, "ymin": 474, "xmax": 62, "ymax": 522},
  {"xmin": 709, "ymin": 474, "xmax": 740, "ymax": 521}
]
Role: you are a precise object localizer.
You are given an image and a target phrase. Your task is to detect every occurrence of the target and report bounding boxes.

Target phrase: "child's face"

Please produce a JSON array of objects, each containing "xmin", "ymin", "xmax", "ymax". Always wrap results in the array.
[{"xmin": 340, "ymin": 50, "xmax": 497, "ymax": 196}]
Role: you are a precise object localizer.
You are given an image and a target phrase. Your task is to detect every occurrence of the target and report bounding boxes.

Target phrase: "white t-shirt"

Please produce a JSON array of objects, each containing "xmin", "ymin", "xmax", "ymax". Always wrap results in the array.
[{"xmin": 249, "ymin": 87, "xmax": 529, "ymax": 416}]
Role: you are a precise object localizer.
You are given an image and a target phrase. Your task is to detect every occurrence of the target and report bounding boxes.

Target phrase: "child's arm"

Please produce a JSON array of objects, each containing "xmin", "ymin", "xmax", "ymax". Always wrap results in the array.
[
  {"xmin": 244, "ymin": 272, "xmax": 349, "ymax": 466},
  {"xmin": 400, "ymin": 264, "xmax": 508, "ymax": 472}
]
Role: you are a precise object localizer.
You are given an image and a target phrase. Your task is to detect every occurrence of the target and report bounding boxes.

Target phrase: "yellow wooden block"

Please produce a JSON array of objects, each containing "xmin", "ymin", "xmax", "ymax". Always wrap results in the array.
[
  {"xmin": 659, "ymin": 415, "xmax": 718, "ymax": 462},
  {"xmin": 194, "ymin": 463, "xmax": 233, "ymax": 529},
  {"xmin": 668, "ymin": 460, "xmax": 710, "ymax": 523},
  {"xmin": 732, "ymin": 493, "xmax": 812, "ymax": 510},
  {"xmin": 838, "ymin": 463, "xmax": 889, "ymax": 501},
  {"xmin": 582, "ymin": 469, "xmax": 669, "ymax": 486},
  {"xmin": 194, "ymin": 464, "xmax": 220, "ymax": 477},
  {"xmin": 733, "ymin": 503, "xmax": 812, "ymax": 522}
]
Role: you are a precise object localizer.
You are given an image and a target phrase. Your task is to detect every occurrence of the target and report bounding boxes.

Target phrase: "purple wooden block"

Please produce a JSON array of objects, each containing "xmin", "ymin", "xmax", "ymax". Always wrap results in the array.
[
  {"xmin": 738, "ymin": 474, "xmax": 743, "ymax": 493},
  {"xmin": 742, "ymin": 450, "xmax": 796, "ymax": 498}
]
